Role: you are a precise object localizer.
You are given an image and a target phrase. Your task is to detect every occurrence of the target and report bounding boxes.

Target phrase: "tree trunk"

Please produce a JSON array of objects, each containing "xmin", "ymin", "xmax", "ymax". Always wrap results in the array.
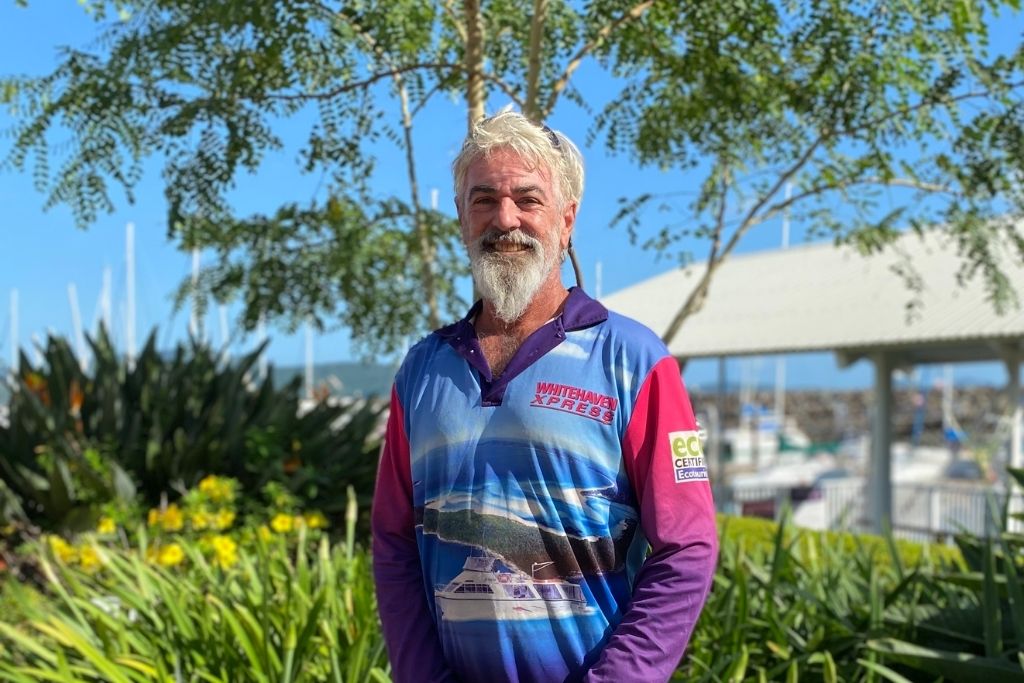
[
  {"xmin": 525, "ymin": 0, "xmax": 548, "ymax": 120},
  {"xmin": 397, "ymin": 80, "xmax": 441, "ymax": 329},
  {"xmin": 464, "ymin": 0, "xmax": 486, "ymax": 131}
]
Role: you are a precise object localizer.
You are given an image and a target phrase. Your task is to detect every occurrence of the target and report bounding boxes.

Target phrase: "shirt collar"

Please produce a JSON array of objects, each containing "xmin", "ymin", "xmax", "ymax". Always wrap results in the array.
[
  {"xmin": 434, "ymin": 287, "xmax": 608, "ymax": 406},
  {"xmin": 436, "ymin": 286, "xmax": 608, "ymax": 340}
]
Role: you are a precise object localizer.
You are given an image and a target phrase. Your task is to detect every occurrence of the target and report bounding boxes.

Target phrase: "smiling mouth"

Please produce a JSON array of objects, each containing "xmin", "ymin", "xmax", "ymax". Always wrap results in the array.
[{"xmin": 488, "ymin": 242, "xmax": 532, "ymax": 253}]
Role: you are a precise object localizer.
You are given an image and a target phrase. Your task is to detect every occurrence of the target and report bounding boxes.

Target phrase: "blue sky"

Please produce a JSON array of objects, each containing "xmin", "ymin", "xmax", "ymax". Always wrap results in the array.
[{"xmin": 0, "ymin": 2, "xmax": 1017, "ymax": 391}]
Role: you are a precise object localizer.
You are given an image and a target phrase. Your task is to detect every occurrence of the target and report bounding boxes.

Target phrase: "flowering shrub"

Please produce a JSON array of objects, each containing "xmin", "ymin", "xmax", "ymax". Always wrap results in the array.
[
  {"xmin": 32, "ymin": 475, "xmax": 332, "ymax": 578},
  {"xmin": 0, "ymin": 486, "xmax": 387, "ymax": 681}
]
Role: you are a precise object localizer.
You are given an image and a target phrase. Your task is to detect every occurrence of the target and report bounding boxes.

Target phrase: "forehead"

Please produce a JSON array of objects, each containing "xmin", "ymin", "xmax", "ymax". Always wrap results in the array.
[{"xmin": 464, "ymin": 148, "xmax": 555, "ymax": 191}]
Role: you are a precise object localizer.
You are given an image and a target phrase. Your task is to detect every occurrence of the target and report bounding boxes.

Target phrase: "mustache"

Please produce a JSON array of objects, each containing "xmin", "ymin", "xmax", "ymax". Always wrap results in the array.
[{"xmin": 475, "ymin": 229, "xmax": 542, "ymax": 251}]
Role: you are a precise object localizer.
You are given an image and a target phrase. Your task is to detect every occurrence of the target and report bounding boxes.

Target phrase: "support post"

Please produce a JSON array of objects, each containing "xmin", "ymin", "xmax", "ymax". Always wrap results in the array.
[
  {"xmin": 868, "ymin": 352, "xmax": 893, "ymax": 533},
  {"xmin": 1007, "ymin": 353, "xmax": 1022, "ymax": 532},
  {"xmin": 929, "ymin": 488, "xmax": 941, "ymax": 540},
  {"xmin": 304, "ymin": 319, "xmax": 314, "ymax": 402},
  {"xmin": 716, "ymin": 356, "xmax": 727, "ymax": 488}
]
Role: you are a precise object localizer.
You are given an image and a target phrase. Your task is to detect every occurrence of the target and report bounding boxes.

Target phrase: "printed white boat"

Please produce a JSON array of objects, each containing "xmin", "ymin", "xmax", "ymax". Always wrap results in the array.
[{"xmin": 435, "ymin": 556, "xmax": 596, "ymax": 621}]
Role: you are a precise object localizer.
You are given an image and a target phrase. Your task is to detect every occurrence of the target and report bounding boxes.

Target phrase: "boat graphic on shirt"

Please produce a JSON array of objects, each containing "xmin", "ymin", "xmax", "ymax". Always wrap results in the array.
[{"xmin": 435, "ymin": 554, "xmax": 597, "ymax": 621}]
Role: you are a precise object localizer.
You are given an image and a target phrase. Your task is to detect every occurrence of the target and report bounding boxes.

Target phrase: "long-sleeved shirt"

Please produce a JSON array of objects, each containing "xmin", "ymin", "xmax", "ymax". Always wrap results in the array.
[{"xmin": 372, "ymin": 287, "xmax": 718, "ymax": 683}]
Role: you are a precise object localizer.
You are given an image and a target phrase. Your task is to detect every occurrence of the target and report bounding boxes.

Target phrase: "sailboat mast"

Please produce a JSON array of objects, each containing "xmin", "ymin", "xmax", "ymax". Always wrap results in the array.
[
  {"xmin": 9, "ymin": 289, "xmax": 18, "ymax": 373},
  {"xmin": 125, "ymin": 222, "xmax": 137, "ymax": 369}
]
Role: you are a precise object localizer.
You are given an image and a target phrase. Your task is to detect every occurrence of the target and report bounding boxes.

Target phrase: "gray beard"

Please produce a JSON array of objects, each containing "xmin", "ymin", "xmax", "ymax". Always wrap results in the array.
[{"xmin": 468, "ymin": 230, "xmax": 559, "ymax": 324}]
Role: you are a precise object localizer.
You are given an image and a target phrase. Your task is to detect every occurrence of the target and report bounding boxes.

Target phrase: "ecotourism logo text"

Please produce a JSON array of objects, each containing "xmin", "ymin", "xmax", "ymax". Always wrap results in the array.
[{"xmin": 668, "ymin": 431, "xmax": 708, "ymax": 483}]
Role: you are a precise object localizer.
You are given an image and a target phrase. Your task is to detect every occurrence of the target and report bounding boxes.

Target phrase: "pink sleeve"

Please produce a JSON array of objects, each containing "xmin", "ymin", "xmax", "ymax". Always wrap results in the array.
[
  {"xmin": 371, "ymin": 386, "xmax": 457, "ymax": 683},
  {"xmin": 584, "ymin": 356, "xmax": 719, "ymax": 682}
]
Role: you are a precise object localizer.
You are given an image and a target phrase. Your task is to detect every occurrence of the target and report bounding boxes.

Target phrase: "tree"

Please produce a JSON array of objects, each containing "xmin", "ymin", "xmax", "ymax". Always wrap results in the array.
[
  {"xmin": 5, "ymin": 1, "xmax": 1021, "ymax": 355},
  {"xmin": 591, "ymin": 0, "xmax": 1024, "ymax": 345},
  {"xmin": 1, "ymin": 0, "xmax": 655, "ymax": 355}
]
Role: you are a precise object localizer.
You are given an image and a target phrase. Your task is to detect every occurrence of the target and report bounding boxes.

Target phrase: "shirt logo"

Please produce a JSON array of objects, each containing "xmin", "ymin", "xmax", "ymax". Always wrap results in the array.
[
  {"xmin": 669, "ymin": 431, "xmax": 708, "ymax": 483},
  {"xmin": 530, "ymin": 381, "xmax": 618, "ymax": 425}
]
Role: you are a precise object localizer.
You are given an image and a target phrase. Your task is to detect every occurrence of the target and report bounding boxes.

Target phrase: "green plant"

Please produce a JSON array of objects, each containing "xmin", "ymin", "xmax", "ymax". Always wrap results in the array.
[
  {"xmin": 0, "ymin": 333, "xmax": 136, "ymax": 533},
  {"xmin": 859, "ymin": 470, "xmax": 1024, "ymax": 682},
  {"xmin": 718, "ymin": 514, "xmax": 965, "ymax": 569},
  {"xmin": 0, "ymin": 487, "xmax": 389, "ymax": 682},
  {"xmin": 682, "ymin": 513, "xmax": 969, "ymax": 682},
  {"xmin": 0, "ymin": 328, "xmax": 385, "ymax": 536}
]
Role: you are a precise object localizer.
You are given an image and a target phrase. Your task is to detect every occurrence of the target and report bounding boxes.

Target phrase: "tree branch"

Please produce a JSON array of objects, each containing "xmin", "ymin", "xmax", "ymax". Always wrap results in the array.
[
  {"xmin": 260, "ymin": 61, "xmax": 520, "ymax": 106},
  {"xmin": 837, "ymin": 79, "xmax": 1024, "ymax": 139},
  {"xmin": 662, "ymin": 133, "xmax": 826, "ymax": 345},
  {"xmin": 398, "ymin": 77, "xmax": 441, "ymax": 329},
  {"xmin": 757, "ymin": 176, "xmax": 957, "ymax": 225},
  {"xmin": 541, "ymin": 0, "xmax": 654, "ymax": 118},
  {"xmin": 443, "ymin": 0, "xmax": 468, "ymax": 44},
  {"xmin": 410, "ymin": 81, "xmax": 446, "ymax": 118},
  {"xmin": 340, "ymin": 17, "xmax": 443, "ymax": 329},
  {"xmin": 660, "ymin": 165, "xmax": 729, "ymax": 343}
]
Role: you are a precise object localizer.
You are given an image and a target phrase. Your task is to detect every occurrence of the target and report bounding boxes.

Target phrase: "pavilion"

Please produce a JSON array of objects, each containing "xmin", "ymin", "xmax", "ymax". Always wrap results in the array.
[{"xmin": 602, "ymin": 227, "xmax": 1024, "ymax": 532}]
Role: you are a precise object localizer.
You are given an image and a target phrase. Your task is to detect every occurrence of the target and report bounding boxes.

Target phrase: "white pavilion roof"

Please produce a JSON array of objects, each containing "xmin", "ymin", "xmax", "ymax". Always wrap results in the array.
[{"xmin": 601, "ymin": 226, "xmax": 1024, "ymax": 365}]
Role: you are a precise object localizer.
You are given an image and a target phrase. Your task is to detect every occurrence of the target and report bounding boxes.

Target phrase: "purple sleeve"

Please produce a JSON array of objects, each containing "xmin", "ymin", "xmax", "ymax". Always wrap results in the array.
[
  {"xmin": 584, "ymin": 357, "xmax": 719, "ymax": 682},
  {"xmin": 371, "ymin": 386, "xmax": 458, "ymax": 683}
]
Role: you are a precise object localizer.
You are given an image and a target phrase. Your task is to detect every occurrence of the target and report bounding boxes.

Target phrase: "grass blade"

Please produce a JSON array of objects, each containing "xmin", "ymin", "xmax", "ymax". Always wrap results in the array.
[
  {"xmin": 857, "ymin": 658, "xmax": 915, "ymax": 683},
  {"xmin": 868, "ymin": 638, "xmax": 1024, "ymax": 683}
]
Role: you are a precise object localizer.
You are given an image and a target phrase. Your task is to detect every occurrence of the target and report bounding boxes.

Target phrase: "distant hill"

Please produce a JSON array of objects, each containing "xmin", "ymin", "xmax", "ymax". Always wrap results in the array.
[
  {"xmin": 0, "ymin": 363, "xmax": 1012, "ymax": 446},
  {"xmin": 0, "ymin": 360, "xmax": 397, "ymax": 404},
  {"xmin": 271, "ymin": 361, "xmax": 397, "ymax": 398}
]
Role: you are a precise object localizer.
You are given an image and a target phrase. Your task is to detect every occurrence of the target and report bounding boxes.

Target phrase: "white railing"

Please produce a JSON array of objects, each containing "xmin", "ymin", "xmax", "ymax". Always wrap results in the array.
[
  {"xmin": 823, "ymin": 480, "xmax": 1018, "ymax": 542},
  {"xmin": 717, "ymin": 479, "xmax": 1022, "ymax": 542}
]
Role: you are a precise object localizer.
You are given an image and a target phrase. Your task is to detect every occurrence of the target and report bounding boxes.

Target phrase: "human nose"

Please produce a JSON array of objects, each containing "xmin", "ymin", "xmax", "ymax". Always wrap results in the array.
[{"xmin": 493, "ymin": 197, "xmax": 521, "ymax": 231}]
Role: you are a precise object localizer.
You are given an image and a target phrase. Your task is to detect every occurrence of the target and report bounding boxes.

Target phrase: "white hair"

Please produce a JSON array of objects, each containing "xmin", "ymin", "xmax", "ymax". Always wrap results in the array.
[{"xmin": 452, "ymin": 108, "xmax": 585, "ymax": 211}]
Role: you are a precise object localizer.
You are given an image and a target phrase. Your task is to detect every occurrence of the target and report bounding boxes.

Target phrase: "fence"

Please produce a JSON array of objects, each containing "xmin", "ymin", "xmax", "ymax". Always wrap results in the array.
[
  {"xmin": 717, "ymin": 479, "xmax": 1022, "ymax": 542},
  {"xmin": 822, "ymin": 479, "xmax": 1019, "ymax": 541}
]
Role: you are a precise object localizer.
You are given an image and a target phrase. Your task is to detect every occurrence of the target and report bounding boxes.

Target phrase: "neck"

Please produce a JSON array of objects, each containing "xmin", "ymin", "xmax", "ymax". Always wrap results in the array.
[{"xmin": 476, "ymin": 281, "xmax": 570, "ymax": 340}]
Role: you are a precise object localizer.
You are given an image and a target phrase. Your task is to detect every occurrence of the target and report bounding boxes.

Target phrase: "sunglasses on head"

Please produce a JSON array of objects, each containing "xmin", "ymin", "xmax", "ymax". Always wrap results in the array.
[{"xmin": 541, "ymin": 124, "xmax": 561, "ymax": 150}]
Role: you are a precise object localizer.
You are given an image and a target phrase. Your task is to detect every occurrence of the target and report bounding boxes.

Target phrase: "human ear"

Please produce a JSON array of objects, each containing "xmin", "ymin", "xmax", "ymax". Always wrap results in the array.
[{"xmin": 560, "ymin": 201, "xmax": 577, "ymax": 251}]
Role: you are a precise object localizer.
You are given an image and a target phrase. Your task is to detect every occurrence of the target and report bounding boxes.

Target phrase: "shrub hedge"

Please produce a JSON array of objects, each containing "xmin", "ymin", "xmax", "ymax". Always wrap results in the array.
[{"xmin": 3, "ymin": 507, "xmax": 1016, "ymax": 682}]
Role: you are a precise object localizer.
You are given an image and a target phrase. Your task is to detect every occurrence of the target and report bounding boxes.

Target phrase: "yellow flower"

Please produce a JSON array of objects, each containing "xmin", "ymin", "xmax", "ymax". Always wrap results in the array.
[
  {"xmin": 213, "ymin": 509, "xmax": 235, "ymax": 531},
  {"xmin": 190, "ymin": 510, "xmax": 211, "ymax": 531},
  {"xmin": 161, "ymin": 504, "xmax": 184, "ymax": 532},
  {"xmin": 270, "ymin": 513, "xmax": 293, "ymax": 534},
  {"xmin": 257, "ymin": 525, "xmax": 272, "ymax": 542},
  {"xmin": 147, "ymin": 508, "xmax": 161, "ymax": 527},
  {"xmin": 47, "ymin": 535, "xmax": 76, "ymax": 564},
  {"xmin": 303, "ymin": 511, "xmax": 328, "ymax": 530},
  {"xmin": 208, "ymin": 535, "xmax": 238, "ymax": 569},
  {"xmin": 156, "ymin": 544, "xmax": 185, "ymax": 567},
  {"xmin": 96, "ymin": 517, "xmax": 117, "ymax": 535},
  {"xmin": 78, "ymin": 546, "xmax": 103, "ymax": 573},
  {"xmin": 198, "ymin": 476, "xmax": 234, "ymax": 503}
]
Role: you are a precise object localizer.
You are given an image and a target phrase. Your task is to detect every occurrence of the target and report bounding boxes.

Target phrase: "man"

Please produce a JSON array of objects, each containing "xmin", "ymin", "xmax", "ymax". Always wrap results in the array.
[{"xmin": 372, "ymin": 110, "xmax": 718, "ymax": 683}]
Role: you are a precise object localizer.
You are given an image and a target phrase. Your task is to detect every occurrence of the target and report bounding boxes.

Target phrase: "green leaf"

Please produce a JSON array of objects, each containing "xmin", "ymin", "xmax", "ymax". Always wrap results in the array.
[
  {"xmin": 983, "ymin": 538, "xmax": 1004, "ymax": 657},
  {"xmin": 856, "ymin": 658, "xmax": 915, "ymax": 683},
  {"xmin": 868, "ymin": 638, "xmax": 1024, "ymax": 683}
]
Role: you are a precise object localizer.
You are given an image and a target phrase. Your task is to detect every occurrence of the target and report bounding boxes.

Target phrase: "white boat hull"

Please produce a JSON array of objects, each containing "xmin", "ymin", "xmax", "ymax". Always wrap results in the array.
[{"xmin": 436, "ymin": 593, "xmax": 594, "ymax": 621}]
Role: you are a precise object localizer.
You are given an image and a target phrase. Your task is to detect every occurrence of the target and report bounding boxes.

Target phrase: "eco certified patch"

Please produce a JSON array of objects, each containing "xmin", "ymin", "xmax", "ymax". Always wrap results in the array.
[{"xmin": 668, "ymin": 431, "xmax": 708, "ymax": 483}]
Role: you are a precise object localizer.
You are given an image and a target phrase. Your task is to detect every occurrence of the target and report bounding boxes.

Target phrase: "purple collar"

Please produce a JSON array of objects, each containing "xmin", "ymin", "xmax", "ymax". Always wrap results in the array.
[{"xmin": 436, "ymin": 287, "xmax": 608, "ymax": 406}]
